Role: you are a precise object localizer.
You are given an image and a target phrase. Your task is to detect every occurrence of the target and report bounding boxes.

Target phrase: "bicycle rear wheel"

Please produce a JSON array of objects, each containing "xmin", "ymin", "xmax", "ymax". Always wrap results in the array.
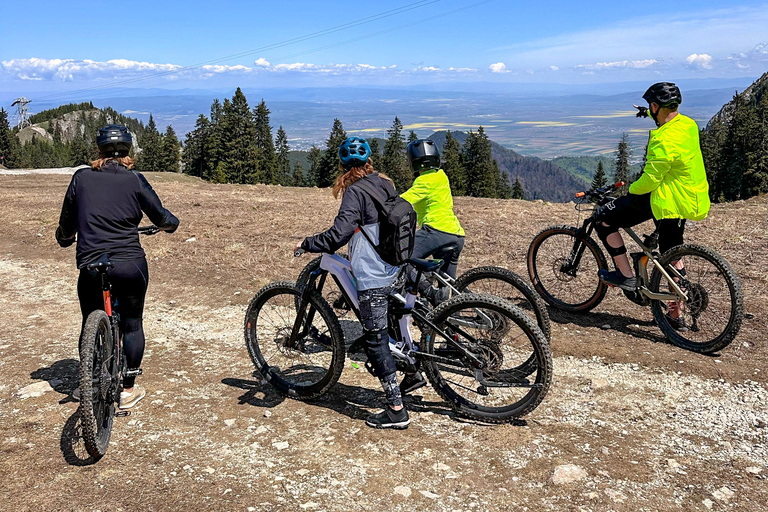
[
  {"xmin": 527, "ymin": 225, "xmax": 608, "ymax": 312},
  {"xmin": 420, "ymin": 293, "xmax": 552, "ymax": 422},
  {"xmin": 79, "ymin": 310, "xmax": 117, "ymax": 460},
  {"xmin": 649, "ymin": 244, "xmax": 744, "ymax": 353},
  {"xmin": 245, "ymin": 281, "xmax": 345, "ymax": 400}
]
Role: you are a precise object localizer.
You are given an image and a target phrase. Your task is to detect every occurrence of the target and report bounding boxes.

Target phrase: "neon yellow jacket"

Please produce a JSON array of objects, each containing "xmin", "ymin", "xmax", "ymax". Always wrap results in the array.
[
  {"xmin": 629, "ymin": 114, "xmax": 711, "ymax": 221},
  {"xmin": 401, "ymin": 168, "xmax": 465, "ymax": 236}
]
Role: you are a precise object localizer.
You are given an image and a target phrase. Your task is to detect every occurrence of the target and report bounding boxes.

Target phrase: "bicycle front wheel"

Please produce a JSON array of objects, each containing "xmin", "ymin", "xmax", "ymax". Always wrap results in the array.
[
  {"xmin": 420, "ymin": 293, "xmax": 552, "ymax": 423},
  {"xmin": 245, "ymin": 281, "xmax": 345, "ymax": 400},
  {"xmin": 649, "ymin": 244, "xmax": 744, "ymax": 354},
  {"xmin": 295, "ymin": 255, "xmax": 351, "ymax": 319},
  {"xmin": 79, "ymin": 310, "xmax": 117, "ymax": 460},
  {"xmin": 527, "ymin": 225, "xmax": 608, "ymax": 312}
]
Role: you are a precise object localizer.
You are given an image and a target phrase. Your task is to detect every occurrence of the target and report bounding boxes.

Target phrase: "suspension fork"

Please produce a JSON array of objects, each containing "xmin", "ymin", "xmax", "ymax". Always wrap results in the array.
[
  {"xmin": 563, "ymin": 218, "xmax": 596, "ymax": 275},
  {"xmin": 287, "ymin": 270, "xmax": 322, "ymax": 348}
]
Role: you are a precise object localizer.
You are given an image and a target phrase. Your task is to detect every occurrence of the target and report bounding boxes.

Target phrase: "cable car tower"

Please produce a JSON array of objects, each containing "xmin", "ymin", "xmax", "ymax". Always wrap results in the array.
[{"xmin": 11, "ymin": 97, "xmax": 31, "ymax": 129}]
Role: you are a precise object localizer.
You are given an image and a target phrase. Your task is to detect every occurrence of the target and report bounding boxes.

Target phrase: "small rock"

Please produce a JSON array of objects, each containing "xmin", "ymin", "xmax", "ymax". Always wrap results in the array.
[
  {"xmin": 36, "ymin": 233, "xmax": 43, "ymax": 237},
  {"xmin": 263, "ymin": 410, "xmax": 272, "ymax": 418},
  {"xmin": 203, "ymin": 467, "xmax": 215, "ymax": 474},
  {"xmin": 224, "ymin": 419, "xmax": 236, "ymax": 427},
  {"xmin": 600, "ymin": 324, "xmax": 611, "ymax": 330},
  {"xmin": 419, "ymin": 490, "xmax": 440, "ymax": 499},
  {"xmin": 746, "ymin": 467, "xmax": 762, "ymax": 475},
  {"xmin": 605, "ymin": 489, "xmax": 627, "ymax": 502},
  {"xmin": 712, "ymin": 486, "xmax": 734, "ymax": 502},
  {"xmin": 702, "ymin": 499, "xmax": 713, "ymax": 509},
  {"xmin": 590, "ymin": 378, "xmax": 609, "ymax": 391},
  {"xmin": 551, "ymin": 464, "xmax": 588, "ymax": 485},
  {"xmin": 393, "ymin": 486, "xmax": 412, "ymax": 498},
  {"xmin": 273, "ymin": 441, "xmax": 289, "ymax": 450},
  {"xmin": 299, "ymin": 502, "xmax": 319, "ymax": 510},
  {"xmin": 756, "ymin": 418, "xmax": 767, "ymax": 428},
  {"xmin": 254, "ymin": 425, "xmax": 268, "ymax": 434},
  {"xmin": 585, "ymin": 492, "xmax": 600, "ymax": 500},
  {"xmin": 745, "ymin": 312, "xmax": 755, "ymax": 319},
  {"xmin": 433, "ymin": 462, "xmax": 451, "ymax": 471},
  {"xmin": 296, "ymin": 469, "xmax": 310, "ymax": 476},
  {"xmin": 600, "ymin": 446, "xmax": 610, "ymax": 455},
  {"xmin": 185, "ymin": 237, "xmax": 197, "ymax": 243},
  {"xmin": 16, "ymin": 380, "xmax": 61, "ymax": 399},
  {"xmin": 667, "ymin": 459, "xmax": 681, "ymax": 469}
]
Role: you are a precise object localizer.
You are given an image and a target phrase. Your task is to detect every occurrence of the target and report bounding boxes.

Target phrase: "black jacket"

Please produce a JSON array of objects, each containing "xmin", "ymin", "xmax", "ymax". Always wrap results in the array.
[
  {"xmin": 56, "ymin": 161, "xmax": 179, "ymax": 267},
  {"xmin": 302, "ymin": 173, "xmax": 395, "ymax": 254}
]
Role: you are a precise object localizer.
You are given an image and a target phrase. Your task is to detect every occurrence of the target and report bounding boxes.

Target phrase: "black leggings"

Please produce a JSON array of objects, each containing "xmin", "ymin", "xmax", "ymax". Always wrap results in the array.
[
  {"xmin": 594, "ymin": 193, "xmax": 685, "ymax": 257},
  {"xmin": 358, "ymin": 285, "xmax": 402, "ymax": 408},
  {"xmin": 78, "ymin": 257, "xmax": 148, "ymax": 388}
]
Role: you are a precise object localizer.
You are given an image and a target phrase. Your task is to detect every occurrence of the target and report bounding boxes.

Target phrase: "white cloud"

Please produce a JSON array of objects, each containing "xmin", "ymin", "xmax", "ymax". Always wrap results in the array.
[
  {"xmin": 549, "ymin": 65, "xmax": 559, "ymax": 71},
  {"xmin": 576, "ymin": 59, "xmax": 658, "ymax": 70},
  {"xmin": 686, "ymin": 53, "xmax": 713, "ymax": 69},
  {"xmin": 254, "ymin": 58, "xmax": 271, "ymax": 67},
  {"xmin": 489, "ymin": 62, "xmax": 507, "ymax": 73},
  {"xmin": 200, "ymin": 64, "xmax": 252, "ymax": 73}
]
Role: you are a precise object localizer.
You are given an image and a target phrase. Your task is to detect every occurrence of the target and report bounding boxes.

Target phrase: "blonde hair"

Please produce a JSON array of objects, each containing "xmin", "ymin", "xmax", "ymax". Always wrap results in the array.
[
  {"xmin": 90, "ymin": 155, "xmax": 136, "ymax": 170},
  {"xmin": 332, "ymin": 159, "xmax": 394, "ymax": 199}
]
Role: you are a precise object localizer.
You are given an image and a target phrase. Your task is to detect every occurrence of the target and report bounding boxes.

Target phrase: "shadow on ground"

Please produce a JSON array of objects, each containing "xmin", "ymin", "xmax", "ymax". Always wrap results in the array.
[{"xmin": 30, "ymin": 358, "xmax": 80, "ymax": 403}]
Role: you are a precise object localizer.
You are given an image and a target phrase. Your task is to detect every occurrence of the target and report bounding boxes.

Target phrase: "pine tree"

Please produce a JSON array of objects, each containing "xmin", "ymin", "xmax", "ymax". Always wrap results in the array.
[
  {"xmin": 253, "ymin": 99, "xmax": 276, "ymax": 184},
  {"xmin": 407, "ymin": 130, "xmax": 418, "ymax": 143},
  {"xmin": 135, "ymin": 114, "xmax": 162, "ymax": 173},
  {"xmin": 511, "ymin": 176, "xmax": 525, "ymax": 199},
  {"xmin": 211, "ymin": 161, "xmax": 227, "ymax": 183},
  {"xmin": 442, "ymin": 131, "xmax": 465, "ymax": 195},
  {"xmin": 462, "ymin": 127, "xmax": 497, "ymax": 198},
  {"xmin": 0, "ymin": 108, "xmax": 20, "ymax": 168},
  {"xmin": 160, "ymin": 125, "xmax": 180, "ymax": 172},
  {"xmin": 369, "ymin": 138, "xmax": 381, "ymax": 161},
  {"xmin": 382, "ymin": 116, "xmax": 410, "ymax": 191},
  {"xmin": 182, "ymin": 114, "xmax": 211, "ymax": 178},
  {"xmin": 591, "ymin": 160, "xmax": 608, "ymax": 190},
  {"xmin": 275, "ymin": 126, "xmax": 291, "ymax": 186},
  {"xmin": 613, "ymin": 132, "xmax": 631, "ymax": 194},
  {"xmin": 317, "ymin": 119, "xmax": 347, "ymax": 188},
  {"xmin": 219, "ymin": 89, "xmax": 259, "ymax": 184},
  {"xmin": 69, "ymin": 133, "xmax": 92, "ymax": 167},
  {"xmin": 292, "ymin": 161, "xmax": 305, "ymax": 187},
  {"xmin": 307, "ymin": 146, "xmax": 323, "ymax": 187}
]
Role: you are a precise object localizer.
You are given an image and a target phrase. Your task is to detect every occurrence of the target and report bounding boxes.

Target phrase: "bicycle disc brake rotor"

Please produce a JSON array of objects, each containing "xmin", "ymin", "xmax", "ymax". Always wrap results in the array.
[
  {"xmin": 99, "ymin": 363, "xmax": 111, "ymax": 401},
  {"xmin": 486, "ymin": 310, "xmax": 511, "ymax": 340},
  {"xmin": 472, "ymin": 339, "xmax": 504, "ymax": 377},
  {"xmin": 552, "ymin": 257, "xmax": 575, "ymax": 282},
  {"xmin": 684, "ymin": 282, "xmax": 710, "ymax": 317},
  {"xmin": 274, "ymin": 327, "xmax": 305, "ymax": 358}
]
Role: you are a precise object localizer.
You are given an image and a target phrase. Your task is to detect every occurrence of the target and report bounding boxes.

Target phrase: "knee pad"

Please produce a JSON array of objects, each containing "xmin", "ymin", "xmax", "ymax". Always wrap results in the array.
[
  {"xmin": 594, "ymin": 223, "xmax": 626, "ymax": 257},
  {"xmin": 362, "ymin": 329, "xmax": 397, "ymax": 379}
]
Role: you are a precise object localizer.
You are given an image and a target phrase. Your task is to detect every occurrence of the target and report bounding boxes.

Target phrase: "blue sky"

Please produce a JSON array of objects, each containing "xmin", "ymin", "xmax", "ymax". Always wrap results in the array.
[{"xmin": 1, "ymin": 0, "xmax": 767, "ymax": 92}]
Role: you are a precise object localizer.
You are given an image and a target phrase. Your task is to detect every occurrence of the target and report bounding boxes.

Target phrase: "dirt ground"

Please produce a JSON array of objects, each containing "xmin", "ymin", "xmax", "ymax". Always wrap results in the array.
[{"xmin": 1, "ymin": 172, "xmax": 766, "ymax": 512}]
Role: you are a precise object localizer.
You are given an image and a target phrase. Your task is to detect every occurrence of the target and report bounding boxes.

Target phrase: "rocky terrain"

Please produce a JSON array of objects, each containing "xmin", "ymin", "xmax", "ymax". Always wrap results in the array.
[{"xmin": 0, "ymin": 172, "xmax": 766, "ymax": 511}]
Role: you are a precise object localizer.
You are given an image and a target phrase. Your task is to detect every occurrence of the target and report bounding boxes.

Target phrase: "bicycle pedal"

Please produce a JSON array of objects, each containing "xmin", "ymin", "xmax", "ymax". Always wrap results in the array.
[
  {"xmin": 115, "ymin": 410, "xmax": 131, "ymax": 417},
  {"xmin": 124, "ymin": 368, "xmax": 143, "ymax": 378}
]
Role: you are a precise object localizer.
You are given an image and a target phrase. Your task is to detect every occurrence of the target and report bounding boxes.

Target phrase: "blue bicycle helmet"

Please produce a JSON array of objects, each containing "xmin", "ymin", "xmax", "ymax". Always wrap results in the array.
[{"xmin": 338, "ymin": 137, "xmax": 371, "ymax": 170}]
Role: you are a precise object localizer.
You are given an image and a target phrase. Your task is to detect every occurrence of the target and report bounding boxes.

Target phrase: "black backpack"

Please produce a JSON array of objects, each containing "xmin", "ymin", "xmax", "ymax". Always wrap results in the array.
[{"xmin": 353, "ymin": 176, "xmax": 416, "ymax": 266}]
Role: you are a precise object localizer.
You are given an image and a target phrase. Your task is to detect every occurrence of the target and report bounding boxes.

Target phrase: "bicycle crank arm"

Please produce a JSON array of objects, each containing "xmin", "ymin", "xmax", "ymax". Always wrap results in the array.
[
  {"xmin": 115, "ymin": 410, "xmax": 131, "ymax": 417},
  {"xmin": 473, "ymin": 369, "xmax": 542, "ymax": 389}
]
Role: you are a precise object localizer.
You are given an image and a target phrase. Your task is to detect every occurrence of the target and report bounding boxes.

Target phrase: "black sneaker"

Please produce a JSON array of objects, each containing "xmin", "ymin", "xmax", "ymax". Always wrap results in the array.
[
  {"xmin": 598, "ymin": 269, "xmax": 637, "ymax": 291},
  {"xmin": 400, "ymin": 372, "xmax": 427, "ymax": 395},
  {"xmin": 365, "ymin": 407, "xmax": 410, "ymax": 430}
]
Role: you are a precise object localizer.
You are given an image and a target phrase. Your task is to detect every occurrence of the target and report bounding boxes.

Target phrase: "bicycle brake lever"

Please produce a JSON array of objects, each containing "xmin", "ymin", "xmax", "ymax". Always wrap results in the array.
[
  {"xmin": 294, "ymin": 248, "xmax": 305, "ymax": 257},
  {"xmin": 634, "ymin": 105, "xmax": 649, "ymax": 118}
]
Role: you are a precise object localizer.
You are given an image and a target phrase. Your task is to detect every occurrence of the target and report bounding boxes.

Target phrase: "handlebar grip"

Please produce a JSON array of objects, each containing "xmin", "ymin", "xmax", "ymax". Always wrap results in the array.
[
  {"xmin": 614, "ymin": 181, "xmax": 625, "ymax": 188},
  {"xmin": 294, "ymin": 248, "xmax": 305, "ymax": 257},
  {"xmin": 575, "ymin": 192, "xmax": 586, "ymax": 198}
]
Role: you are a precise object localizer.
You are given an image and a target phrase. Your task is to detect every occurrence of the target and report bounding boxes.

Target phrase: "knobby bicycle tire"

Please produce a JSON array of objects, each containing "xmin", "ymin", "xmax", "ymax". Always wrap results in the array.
[
  {"xmin": 79, "ymin": 310, "xmax": 116, "ymax": 460},
  {"xmin": 527, "ymin": 225, "xmax": 609, "ymax": 312},
  {"xmin": 420, "ymin": 293, "xmax": 552, "ymax": 423},
  {"xmin": 649, "ymin": 244, "xmax": 744, "ymax": 354},
  {"xmin": 245, "ymin": 281, "xmax": 345, "ymax": 400}
]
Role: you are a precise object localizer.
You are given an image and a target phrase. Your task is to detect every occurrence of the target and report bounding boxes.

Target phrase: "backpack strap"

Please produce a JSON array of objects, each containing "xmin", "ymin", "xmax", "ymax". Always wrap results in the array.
[{"xmin": 351, "ymin": 176, "xmax": 388, "ymax": 251}]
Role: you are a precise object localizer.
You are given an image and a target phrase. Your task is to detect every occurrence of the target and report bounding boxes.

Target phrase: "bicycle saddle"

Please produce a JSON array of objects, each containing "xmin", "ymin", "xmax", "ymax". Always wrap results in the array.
[
  {"xmin": 406, "ymin": 258, "xmax": 443, "ymax": 273},
  {"xmin": 86, "ymin": 254, "xmax": 114, "ymax": 271}
]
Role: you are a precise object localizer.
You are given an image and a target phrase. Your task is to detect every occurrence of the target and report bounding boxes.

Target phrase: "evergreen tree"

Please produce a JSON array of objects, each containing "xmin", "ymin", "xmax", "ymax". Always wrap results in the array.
[
  {"xmin": 317, "ymin": 119, "xmax": 347, "ymax": 188},
  {"xmin": 253, "ymin": 99, "xmax": 277, "ymax": 184},
  {"xmin": 69, "ymin": 133, "xmax": 92, "ymax": 167},
  {"xmin": 159, "ymin": 125, "xmax": 180, "ymax": 172},
  {"xmin": 0, "ymin": 108, "xmax": 20, "ymax": 168},
  {"xmin": 591, "ymin": 160, "xmax": 608, "ymax": 190},
  {"xmin": 462, "ymin": 127, "xmax": 497, "ymax": 198},
  {"xmin": 369, "ymin": 138, "xmax": 381, "ymax": 161},
  {"xmin": 182, "ymin": 114, "xmax": 211, "ymax": 178},
  {"xmin": 211, "ymin": 161, "xmax": 227, "ymax": 184},
  {"xmin": 292, "ymin": 161, "xmax": 305, "ymax": 187},
  {"xmin": 307, "ymin": 146, "xmax": 323, "ymax": 187},
  {"xmin": 407, "ymin": 130, "xmax": 418, "ymax": 143},
  {"xmin": 219, "ymin": 89, "xmax": 259, "ymax": 184},
  {"xmin": 275, "ymin": 126, "xmax": 291, "ymax": 186},
  {"xmin": 381, "ymin": 116, "xmax": 410, "ymax": 191},
  {"xmin": 442, "ymin": 131, "xmax": 465, "ymax": 195},
  {"xmin": 135, "ymin": 114, "xmax": 162, "ymax": 173},
  {"xmin": 511, "ymin": 176, "xmax": 525, "ymax": 199},
  {"xmin": 613, "ymin": 132, "xmax": 631, "ymax": 194}
]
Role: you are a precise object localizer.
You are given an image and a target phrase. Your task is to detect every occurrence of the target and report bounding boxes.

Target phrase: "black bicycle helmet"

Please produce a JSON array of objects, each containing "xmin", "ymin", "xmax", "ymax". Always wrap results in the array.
[
  {"xmin": 642, "ymin": 82, "xmax": 682, "ymax": 108},
  {"xmin": 96, "ymin": 124, "xmax": 132, "ymax": 157},
  {"xmin": 407, "ymin": 139, "xmax": 440, "ymax": 173}
]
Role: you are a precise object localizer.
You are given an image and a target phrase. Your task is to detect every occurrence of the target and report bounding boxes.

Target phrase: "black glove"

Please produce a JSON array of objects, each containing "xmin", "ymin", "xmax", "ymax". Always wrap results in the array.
[
  {"xmin": 55, "ymin": 225, "xmax": 75, "ymax": 247},
  {"xmin": 634, "ymin": 105, "xmax": 649, "ymax": 118}
]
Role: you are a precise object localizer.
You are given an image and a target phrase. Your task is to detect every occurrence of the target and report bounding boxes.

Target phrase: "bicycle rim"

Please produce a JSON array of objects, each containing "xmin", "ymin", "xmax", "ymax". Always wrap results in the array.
[{"xmin": 79, "ymin": 311, "xmax": 115, "ymax": 459}]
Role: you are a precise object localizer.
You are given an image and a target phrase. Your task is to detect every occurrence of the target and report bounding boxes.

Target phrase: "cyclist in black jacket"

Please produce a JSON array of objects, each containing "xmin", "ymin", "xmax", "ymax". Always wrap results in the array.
[{"xmin": 56, "ymin": 125, "xmax": 179, "ymax": 409}]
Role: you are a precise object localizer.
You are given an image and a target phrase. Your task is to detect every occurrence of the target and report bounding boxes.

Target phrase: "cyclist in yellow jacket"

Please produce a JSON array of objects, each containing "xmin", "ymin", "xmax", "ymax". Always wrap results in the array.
[
  {"xmin": 399, "ymin": 138, "xmax": 465, "ymax": 393},
  {"xmin": 595, "ymin": 82, "xmax": 711, "ymax": 328}
]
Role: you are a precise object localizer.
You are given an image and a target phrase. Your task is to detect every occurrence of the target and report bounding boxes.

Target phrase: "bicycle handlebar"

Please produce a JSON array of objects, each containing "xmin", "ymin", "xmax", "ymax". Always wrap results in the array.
[
  {"xmin": 294, "ymin": 248, "xmax": 305, "ymax": 257},
  {"xmin": 138, "ymin": 225, "xmax": 160, "ymax": 235},
  {"xmin": 575, "ymin": 181, "xmax": 625, "ymax": 200}
]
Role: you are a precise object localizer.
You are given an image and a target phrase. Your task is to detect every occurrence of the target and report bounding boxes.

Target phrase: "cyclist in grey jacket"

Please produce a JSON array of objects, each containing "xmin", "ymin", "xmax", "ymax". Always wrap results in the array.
[{"xmin": 297, "ymin": 137, "xmax": 409, "ymax": 430}]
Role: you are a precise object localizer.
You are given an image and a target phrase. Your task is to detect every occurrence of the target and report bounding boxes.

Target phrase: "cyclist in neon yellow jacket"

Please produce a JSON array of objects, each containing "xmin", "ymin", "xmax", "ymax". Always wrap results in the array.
[
  {"xmin": 595, "ymin": 82, "xmax": 710, "ymax": 329},
  {"xmin": 399, "ymin": 138, "xmax": 465, "ymax": 395}
]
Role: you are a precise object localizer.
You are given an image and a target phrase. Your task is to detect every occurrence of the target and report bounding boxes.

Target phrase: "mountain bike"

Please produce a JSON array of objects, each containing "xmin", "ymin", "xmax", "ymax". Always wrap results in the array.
[
  {"xmin": 79, "ymin": 225, "xmax": 159, "ymax": 460},
  {"xmin": 295, "ymin": 251, "xmax": 551, "ymax": 341},
  {"xmin": 245, "ymin": 251, "xmax": 552, "ymax": 423},
  {"xmin": 526, "ymin": 182, "xmax": 743, "ymax": 354}
]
